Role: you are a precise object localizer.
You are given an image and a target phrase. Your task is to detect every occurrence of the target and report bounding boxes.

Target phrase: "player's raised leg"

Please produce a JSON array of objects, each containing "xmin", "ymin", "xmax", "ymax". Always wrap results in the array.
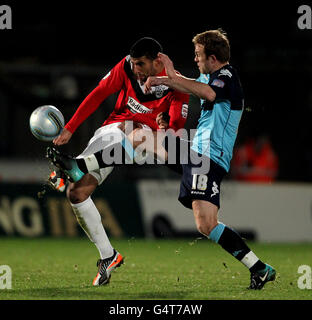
[{"xmin": 46, "ymin": 124, "xmax": 141, "ymax": 182}]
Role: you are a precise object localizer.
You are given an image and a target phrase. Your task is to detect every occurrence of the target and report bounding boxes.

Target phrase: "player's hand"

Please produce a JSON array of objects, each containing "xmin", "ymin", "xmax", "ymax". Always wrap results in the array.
[
  {"xmin": 53, "ymin": 128, "xmax": 72, "ymax": 146},
  {"xmin": 145, "ymin": 76, "xmax": 166, "ymax": 94},
  {"xmin": 157, "ymin": 53, "xmax": 177, "ymax": 80},
  {"xmin": 156, "ymin": 112, "xmax": 169, "ymax": 129}
]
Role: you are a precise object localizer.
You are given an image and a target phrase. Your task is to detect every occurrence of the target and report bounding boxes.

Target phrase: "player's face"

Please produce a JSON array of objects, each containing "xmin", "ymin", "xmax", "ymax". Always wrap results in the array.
[
  {"xmin": 194, "ymin": 44, "xmax": 213, "ymax": 74},
  {"xmin": 131, "ymin": 56, "xmax": 158, "ymax": 84}
]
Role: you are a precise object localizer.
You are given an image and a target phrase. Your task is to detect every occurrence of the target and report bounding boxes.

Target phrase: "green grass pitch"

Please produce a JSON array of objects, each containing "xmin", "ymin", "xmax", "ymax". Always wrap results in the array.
[{"xmin": 0, "ymin": 237, "xmax": 311, "ymax": 300}]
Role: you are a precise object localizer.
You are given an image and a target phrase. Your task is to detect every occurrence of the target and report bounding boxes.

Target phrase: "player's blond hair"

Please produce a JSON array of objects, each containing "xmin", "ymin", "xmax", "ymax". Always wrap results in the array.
[{"xmin": 192, "ymin": 29, "xmax": 230, "ymax": 63}]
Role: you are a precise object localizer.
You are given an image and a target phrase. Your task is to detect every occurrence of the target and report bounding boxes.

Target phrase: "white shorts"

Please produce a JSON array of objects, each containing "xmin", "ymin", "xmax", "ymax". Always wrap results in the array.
[{"xmin": 77, "ymin": 122, "xmax": 152, "ymax": 185}]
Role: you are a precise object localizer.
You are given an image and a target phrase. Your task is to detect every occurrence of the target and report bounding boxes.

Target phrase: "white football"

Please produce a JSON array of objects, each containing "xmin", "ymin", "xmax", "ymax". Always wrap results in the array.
[{"xmin": 29, "ymin": 105, "xmax": 65, "ymax": 141}]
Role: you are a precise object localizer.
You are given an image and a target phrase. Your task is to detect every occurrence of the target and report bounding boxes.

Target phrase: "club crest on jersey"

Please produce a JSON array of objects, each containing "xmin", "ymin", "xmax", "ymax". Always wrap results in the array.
[
  {"xmin": 152, "ymin": 84, "xmax": 169, "ymax": 98},
  {"xmin": 127, "ymin": 97, "xmax": 152, "ymax": 114},
  {"xmin": 211, "ymin": 79, "xmax": 225, "ymax": 88}
]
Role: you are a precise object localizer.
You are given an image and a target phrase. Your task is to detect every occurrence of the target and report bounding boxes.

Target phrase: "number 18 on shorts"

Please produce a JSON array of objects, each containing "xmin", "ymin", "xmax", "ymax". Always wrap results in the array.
[{"xmin": 178, "ymin": 159, "xmax": 226, "ymax": 209}]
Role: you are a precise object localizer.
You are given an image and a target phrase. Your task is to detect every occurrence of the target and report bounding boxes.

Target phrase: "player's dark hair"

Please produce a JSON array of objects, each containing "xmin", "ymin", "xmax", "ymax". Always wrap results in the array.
[
  {"xmin": 130, "ymin": 37, "xmax": 163, "ymax": 60},
  {"xmin": 193, "ymin": 29, "xmax": 230, "ymax": 63}
]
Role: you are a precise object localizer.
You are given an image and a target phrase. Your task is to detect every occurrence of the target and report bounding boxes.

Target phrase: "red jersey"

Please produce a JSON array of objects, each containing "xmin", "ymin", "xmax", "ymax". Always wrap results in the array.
[{"xmin": 65, "ymin": 56, "xmax": 189, "ymax": 133}]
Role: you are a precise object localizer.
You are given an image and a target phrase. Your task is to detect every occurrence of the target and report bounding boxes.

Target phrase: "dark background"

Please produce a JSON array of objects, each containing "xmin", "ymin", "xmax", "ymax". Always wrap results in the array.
[{"xmin": 1, "ymin": 1, "xmax": 311, "ymax": 181}]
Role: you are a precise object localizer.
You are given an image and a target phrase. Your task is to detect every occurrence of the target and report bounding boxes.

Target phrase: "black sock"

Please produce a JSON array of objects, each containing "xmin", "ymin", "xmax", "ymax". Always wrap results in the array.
[
  {"xmin": 218, "ymin": 226, "xmax": 251, "ymax": 259},
  {"xmin": 76, "ymin": 158, "xmax": 88, "ymax": 173},
  {"xmin": 210, "ymin": 224, "xmax": 266, "ymax": 272}
]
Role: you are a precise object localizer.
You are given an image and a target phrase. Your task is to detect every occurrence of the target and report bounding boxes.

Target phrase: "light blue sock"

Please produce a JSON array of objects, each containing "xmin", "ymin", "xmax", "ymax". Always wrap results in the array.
[{"xmin": 209, "ymin": 223, "xmax": 226, "ymax": 243}]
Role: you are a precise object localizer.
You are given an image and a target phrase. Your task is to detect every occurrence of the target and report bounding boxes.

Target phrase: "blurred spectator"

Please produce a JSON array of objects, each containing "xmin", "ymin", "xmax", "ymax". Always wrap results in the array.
[{"xmin": 231, "ymin": 134, "xmax": 279, "ymax": 183}]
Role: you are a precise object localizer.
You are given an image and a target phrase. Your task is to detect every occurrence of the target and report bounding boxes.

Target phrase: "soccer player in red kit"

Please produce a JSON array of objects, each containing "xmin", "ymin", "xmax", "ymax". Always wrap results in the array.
[{"xmin": 47, "ymin": 37, "xmax": 189, "ymax": 286}]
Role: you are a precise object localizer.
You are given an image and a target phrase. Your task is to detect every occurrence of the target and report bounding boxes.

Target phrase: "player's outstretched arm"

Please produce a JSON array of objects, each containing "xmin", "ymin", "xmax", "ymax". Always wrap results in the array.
[
  {"xmin": 145, "ymin": 75, "xmax": 191, "ymax": 94},
  {"xmin": 53, "ymin": 127, "xmax": 72, "ymax": 146},
  {"xmin": 150, "ymin": 53, "xmax": 216, "ymax": 102}
]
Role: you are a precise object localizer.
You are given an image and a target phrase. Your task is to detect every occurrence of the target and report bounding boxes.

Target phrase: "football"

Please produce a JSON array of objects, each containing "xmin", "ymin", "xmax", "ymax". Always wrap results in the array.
[{"xmin": 29, "ymin": 105, "xmax": 64, "ymax": 141}]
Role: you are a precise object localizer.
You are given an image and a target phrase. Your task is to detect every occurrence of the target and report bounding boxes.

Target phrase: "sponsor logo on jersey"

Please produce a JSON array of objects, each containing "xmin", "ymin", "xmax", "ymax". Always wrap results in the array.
[
  {"xmin": 219, "ymin": 69, "xmax": 232, "ymax": 78},
  {"xmin": 181, "ymin": 103, "xmax": 188, "ymax": 118},
  {"xmin": 127, "ymin": 97, "xmax": 152, "ymax": 114}
]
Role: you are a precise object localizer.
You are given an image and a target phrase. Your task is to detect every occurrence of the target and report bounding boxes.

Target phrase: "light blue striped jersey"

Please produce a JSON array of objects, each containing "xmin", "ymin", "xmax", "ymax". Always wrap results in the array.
[{"xmin": 191, "ymin": 65, "xmax": 244, "ymax": 172}]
